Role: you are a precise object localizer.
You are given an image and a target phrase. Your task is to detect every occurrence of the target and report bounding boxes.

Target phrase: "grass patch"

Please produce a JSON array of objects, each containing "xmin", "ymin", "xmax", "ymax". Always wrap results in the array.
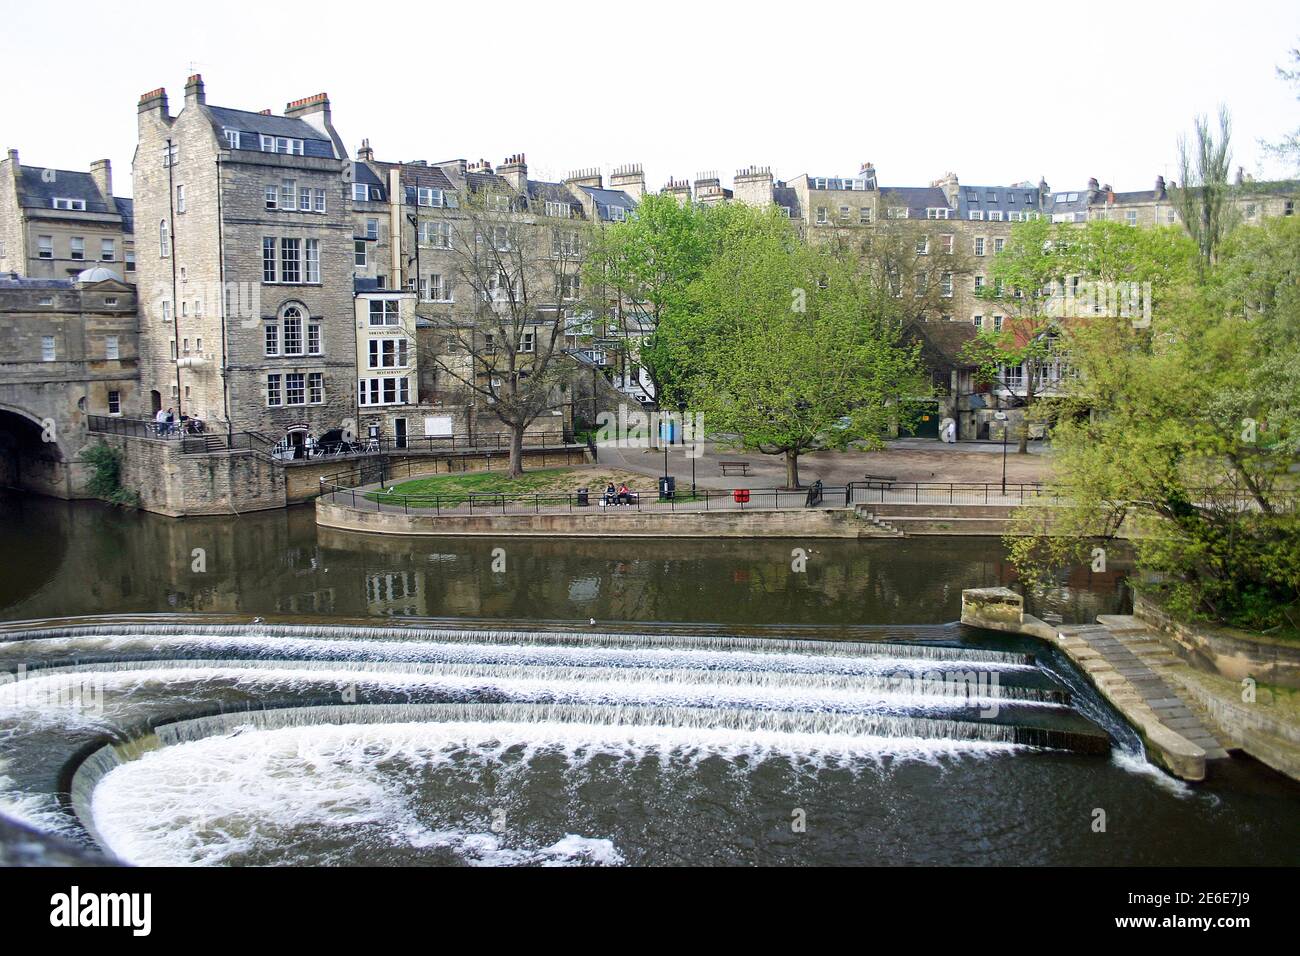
[{"xmin": 365, "ymin": 466, "xmax": 667, "ymax": 507}]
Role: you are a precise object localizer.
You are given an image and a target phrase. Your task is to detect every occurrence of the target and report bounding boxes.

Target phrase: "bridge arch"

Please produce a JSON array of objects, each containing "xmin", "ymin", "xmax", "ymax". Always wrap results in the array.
[{"xmin": 0, "ymin": 400, "xmax": 74, "ymax": 498}]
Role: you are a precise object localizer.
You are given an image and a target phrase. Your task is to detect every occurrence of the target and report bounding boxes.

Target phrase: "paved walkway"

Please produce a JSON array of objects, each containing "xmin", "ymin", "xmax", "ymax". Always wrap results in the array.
[
  {"xmin": 596, "ymin": 438, "xmax": 1051, "ymax": 491},
  {"xmin": 1060, "ymin": 617, "xmax": 1232, "ymax": 763}
]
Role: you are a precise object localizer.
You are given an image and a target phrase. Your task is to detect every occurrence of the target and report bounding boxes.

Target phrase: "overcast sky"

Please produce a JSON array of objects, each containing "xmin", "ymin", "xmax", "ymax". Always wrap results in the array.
[{"xmin": 2, "ymin": 0, "xmax": 1298, "ymax": 198}]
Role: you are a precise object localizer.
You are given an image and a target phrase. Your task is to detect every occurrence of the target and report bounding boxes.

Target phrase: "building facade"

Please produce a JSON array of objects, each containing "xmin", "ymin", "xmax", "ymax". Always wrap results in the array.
[
  {"xmin": 133, "ymin": 75, "xmax": 357, "ymax": 455},
  {"xmin": 0, "ymin": 150, "xmax": 135, "ymax": 280}
]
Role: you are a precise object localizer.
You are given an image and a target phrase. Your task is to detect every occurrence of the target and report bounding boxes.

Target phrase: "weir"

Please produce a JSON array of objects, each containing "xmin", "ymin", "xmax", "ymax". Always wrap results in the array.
[{"xmin": 0, "ymin": 618, "xmax": 1120, "ymax": 865}]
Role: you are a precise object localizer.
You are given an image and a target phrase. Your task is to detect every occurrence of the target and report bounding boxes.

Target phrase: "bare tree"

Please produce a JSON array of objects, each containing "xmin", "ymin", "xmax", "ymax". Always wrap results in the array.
[{"xmin": 427, "ymin": 181, "xmax": 590, "ymax": 476}]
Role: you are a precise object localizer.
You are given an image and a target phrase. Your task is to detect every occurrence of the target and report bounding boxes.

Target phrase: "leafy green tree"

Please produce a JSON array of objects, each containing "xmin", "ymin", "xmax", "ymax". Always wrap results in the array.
[
  {"xmin": 1008, "ymin": 216, "xmax": 1300, "ymax": 633},
  {"xmin": 685, "ymin": 205, "xmax": 928, "ymax": 488},
  {"xmin": 581, "ymin": 193, "xmax": 713, "ymax": 407}
]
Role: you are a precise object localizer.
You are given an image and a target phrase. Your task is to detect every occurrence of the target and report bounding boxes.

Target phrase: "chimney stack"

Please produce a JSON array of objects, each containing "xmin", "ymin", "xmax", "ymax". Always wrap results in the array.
[
  {"xmin": 565, "ymin": 167, "xmax": 602, "ymax": 189},
  {"xmin": 859, "ymin": 162, "xmax": 878, "ymax": 187},
  {"xmin": 498, "ymin": 152, "xmax": 528, "ymax": 192},
  {"xmin": 356, "ymin": 138, "xmax": 374, "ymax": 162},
  {"xmin": 1155, "ymin": 175, "xmax": 1167, "ymax": 200},
  {"xmin": 89, "ymin": 159, "xmax": 112, "ymax": 200},
  {"xmin": 285, "ymin": 92, "xmax": 330, "ymax": 119},
  {"xmin": 610, "ymin": 163, "xmax": 646, "ymax": 199},
  {"xmin": 137, "ymin": 87, "xmax": 169, "ymax": 120},
  {"xmin": 184, "ymin": 73, "xmax": 205, "ymax": 107}
]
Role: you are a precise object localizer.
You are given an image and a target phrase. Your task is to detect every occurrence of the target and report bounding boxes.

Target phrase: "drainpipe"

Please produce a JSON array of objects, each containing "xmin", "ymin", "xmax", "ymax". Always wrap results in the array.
[{"xmin": 166, "ymin": 137, "xmax": 183, "ymax": 421}]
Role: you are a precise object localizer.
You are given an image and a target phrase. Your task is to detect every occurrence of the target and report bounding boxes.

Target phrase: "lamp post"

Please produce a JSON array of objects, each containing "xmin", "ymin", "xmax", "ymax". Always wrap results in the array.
[
  {"xmin": 995, "ymin": 411, "xmax": 1008, "ymax": 495},
  {"xmin": 678, "ymin": 399, "xmax": 694, "ymax": 496}
]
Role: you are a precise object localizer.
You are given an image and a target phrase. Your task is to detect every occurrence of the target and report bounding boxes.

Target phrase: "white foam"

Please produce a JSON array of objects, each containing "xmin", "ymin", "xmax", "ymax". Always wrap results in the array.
[{"xmin": 90, "ymin": 720, "xmax": 1016, "ymax": 866}]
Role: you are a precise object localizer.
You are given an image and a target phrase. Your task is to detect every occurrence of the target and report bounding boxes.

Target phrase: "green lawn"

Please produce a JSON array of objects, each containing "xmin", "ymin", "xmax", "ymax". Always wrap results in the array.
[{"xmin": 365, "ymin": 467, "xmax": 652, "ymax": 506}]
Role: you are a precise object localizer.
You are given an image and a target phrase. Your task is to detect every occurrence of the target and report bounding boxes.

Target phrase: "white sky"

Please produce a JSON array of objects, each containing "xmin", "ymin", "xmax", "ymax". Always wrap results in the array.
[{"xmin": 2, "ymin": 0, "xmax": 1298, "ymax": 198}]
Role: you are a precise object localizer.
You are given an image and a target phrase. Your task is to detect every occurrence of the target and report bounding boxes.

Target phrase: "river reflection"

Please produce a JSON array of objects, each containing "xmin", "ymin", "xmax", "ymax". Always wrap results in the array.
[{"xmin": 0, "ymin": 495, "xmax": 1129, "ymax": 626}]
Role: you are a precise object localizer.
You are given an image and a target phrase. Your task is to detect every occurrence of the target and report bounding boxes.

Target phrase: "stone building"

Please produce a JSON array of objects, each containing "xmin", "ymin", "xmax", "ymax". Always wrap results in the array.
[
  {"xmin": 0, "ymin": 150, "xmax": 135, "ymax": 280},
  {"xmin": 0, "ymin": 268, "xmax": 139, "ymax": 496},
  {"xmin": 132, "ymin": 75, "xmax": 357, "ymax": 457}
]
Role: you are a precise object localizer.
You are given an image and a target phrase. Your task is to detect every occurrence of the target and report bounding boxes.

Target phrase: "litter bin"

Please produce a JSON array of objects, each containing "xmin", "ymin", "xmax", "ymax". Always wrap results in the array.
[
  {"xmin": 733, "ymin": 489, "xmax": 750, "ymax": 504},
  {"xmin": 576, "ymin": 487, "xmax": 589, "ymax": 507},
  {"xmin": 659, "ymin": 476, "xmax": 676, "ymax": 500}
]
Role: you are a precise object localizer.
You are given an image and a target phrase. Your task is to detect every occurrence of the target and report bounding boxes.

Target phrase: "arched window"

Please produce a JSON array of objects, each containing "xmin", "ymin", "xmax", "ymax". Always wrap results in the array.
[
  {"xmin": 159, "ymin": 220, "xmax": 170, "ymax": 258},
  {"xmin": 281, "ymin": 305, "xmax": 304, "ymax": 355}
]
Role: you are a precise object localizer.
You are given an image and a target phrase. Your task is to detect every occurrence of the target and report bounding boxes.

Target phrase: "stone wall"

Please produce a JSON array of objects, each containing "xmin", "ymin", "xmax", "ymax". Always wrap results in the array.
[
  {"xmin": 317, "ymin": 499, "xmax": 881, "ymax": 538},
  {"xmin": 96, "ymin": 434, "xmax": 286, "ymax": 516},
  {"xmin": 1134, "ymin": 590, "xmax": 1300, "ymax": 689}
]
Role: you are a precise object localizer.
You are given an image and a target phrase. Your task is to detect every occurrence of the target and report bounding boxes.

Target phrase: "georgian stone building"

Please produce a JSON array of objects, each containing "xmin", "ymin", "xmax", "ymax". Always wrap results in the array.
[
  {"xmin": 132, "ymin": 75, "xmax": 357, "ymax": 455},
  {"xmin": 0, "ymin": 150, "xmax": 135, "ymax": 280},
  {"xmin": 0, "ymin": 269, "xmax": 139, "ymax": 496}
]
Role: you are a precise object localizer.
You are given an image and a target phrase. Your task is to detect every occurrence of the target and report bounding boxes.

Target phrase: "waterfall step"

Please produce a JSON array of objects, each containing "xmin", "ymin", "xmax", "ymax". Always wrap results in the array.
[{"xmin": 1061, "ymin": 619, "xmax": 1235, "ymax": 768}]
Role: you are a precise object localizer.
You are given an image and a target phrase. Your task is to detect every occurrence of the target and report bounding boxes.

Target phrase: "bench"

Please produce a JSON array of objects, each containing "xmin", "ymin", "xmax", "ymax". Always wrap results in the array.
[
  {"xmin": 720, "ymin": 461, "xmax": 750, "ymax": 477},
  {"xmin": 598, "ymin": 493, "xmax": 639, "ymax": 508},
  {"xmin": 863, "ymin": 473, "xmax": 897, "ymax": 488}
]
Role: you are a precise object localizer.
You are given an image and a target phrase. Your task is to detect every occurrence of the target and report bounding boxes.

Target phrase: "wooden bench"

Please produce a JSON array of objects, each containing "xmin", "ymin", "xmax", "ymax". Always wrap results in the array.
[
  {"xmin": 720, "ymin": 461, "xmax": 750, "ymax": 477},
  {"xmin": 863, "ymin": 473, "xmax": 897, "ymax": 488}
]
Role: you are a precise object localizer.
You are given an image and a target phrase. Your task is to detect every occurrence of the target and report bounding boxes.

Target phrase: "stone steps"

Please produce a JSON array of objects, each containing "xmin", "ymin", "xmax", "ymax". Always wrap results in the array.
[{"xmin": 1070, "ymin": 617, "xmax": 1235, "ymax": 761}]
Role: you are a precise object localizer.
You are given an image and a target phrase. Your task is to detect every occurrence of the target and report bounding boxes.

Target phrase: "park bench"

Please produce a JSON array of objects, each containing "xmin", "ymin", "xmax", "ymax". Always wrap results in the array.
[
  {"xmin": 863, "ymin": 473, "xmax": 897, "ymax": 488},
  {"xmin": 720, "ymin": 461, "xmax": 750, "ymax": 477}
]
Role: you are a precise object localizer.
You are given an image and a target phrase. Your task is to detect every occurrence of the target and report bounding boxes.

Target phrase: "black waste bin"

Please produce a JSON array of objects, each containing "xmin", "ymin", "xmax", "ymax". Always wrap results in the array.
[
  {"xmin": 659, "ymin": 476, "xmax": 676, "ymax": 500},
  {"xmin": 576, "ymin": 487, "xmax": 589, "ymax": 507}
]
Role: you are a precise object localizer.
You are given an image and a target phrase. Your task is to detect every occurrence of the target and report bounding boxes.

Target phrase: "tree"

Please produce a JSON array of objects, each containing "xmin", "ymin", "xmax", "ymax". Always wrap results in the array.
[
  {"xmin": 426, "ymin": 182, "xmax": 589, "ymax": 477},
  {"xmin": 685, "ymin": 206, "xmax": 928, "ymax": 488},
  {"xmin": 959, "ymin": 216, "xmax": 1074, "ymax": 453},
  {"xmin": 1171, "ymin": 107, "xmax": 1238, "ymax": 273},
  {"xmin": 580, "ymin": 193, "xmax": 712, "ymax": 408},
  {"xmin": 1007, "ymin": 216, "xmax": 1300, "ymax": 633}
]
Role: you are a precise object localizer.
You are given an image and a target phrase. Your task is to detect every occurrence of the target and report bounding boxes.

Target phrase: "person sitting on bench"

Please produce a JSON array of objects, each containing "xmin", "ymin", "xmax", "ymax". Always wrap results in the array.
[
  {"xmin": 603, "ymin": 483, "xmax": 618, "ymax": 506},
  {"xmin": 618, "ymin": 482, "xmax": 633, "ymax": 506}
]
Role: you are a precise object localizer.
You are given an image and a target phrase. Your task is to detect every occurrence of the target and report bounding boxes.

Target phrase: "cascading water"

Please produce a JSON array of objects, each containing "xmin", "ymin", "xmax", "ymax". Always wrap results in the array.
[{"xmin": 0, "ymin": 619, "xmax": 1293, "ymax": 866}]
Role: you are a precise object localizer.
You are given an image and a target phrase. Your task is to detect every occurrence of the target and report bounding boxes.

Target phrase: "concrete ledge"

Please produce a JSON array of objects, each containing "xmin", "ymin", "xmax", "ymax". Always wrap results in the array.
[{"xmin": 316, "ymin": 499, "xmax": 892, "ymax": 538}]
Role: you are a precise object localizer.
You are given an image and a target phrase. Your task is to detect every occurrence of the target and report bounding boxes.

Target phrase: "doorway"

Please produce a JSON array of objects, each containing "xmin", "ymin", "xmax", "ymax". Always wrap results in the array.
[{"xmin": 394, "ymin": 418, "xmax": 407, "ymax": 450}]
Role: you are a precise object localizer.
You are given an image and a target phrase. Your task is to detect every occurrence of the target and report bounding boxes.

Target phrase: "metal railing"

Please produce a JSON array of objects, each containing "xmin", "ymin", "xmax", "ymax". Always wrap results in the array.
[
  {"xmin": 846, "ymin": 480, "xmax": 1057, "ymax": 507},
  {"xmin": 87, "ymin": 417, "xmax": 577, "ymax": 461},
  {"xmin": 320, "ymin": 477, "xmax": 849, "ymax": 517}
]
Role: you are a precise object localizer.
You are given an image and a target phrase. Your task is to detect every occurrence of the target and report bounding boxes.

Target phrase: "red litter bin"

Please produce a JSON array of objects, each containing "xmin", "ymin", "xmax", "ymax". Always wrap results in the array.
[{"xmin": 733, "ymin": 489, "xmax": 750, "ymax": 504}]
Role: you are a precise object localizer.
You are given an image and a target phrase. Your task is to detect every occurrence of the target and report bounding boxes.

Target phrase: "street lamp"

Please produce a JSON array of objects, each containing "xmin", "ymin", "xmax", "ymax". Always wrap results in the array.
[
  {"xmin": 678, "ymin": 399, "xmax": 694, "ymax": 496},
  {"xmin": 995, "ymin": 411, "xmax": 1008, "ymax": 495}
]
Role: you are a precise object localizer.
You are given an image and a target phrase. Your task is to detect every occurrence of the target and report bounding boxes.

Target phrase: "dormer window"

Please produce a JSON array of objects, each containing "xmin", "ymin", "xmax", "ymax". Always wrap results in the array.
[
  {"xmin": 608, "ymin": 205, "xmax": 627, "ymax": 222},
  {"xmin": 417, "ymin": 187, "xmax": 445, "ymax": 207},
  {"xmin": 260, "ymin": 135, "xmax": 304, "ymax": 155},
  {"xmin": 52, "ymin": 197, "xmax": 86, "ymax": 211},
  {"xmin": 353, "ymin": 183, "xmax": 373, "ymax": 202},
  {"xmin": 224, "ymin": 129, "xmax": 242, "ymax": 149},
  {"xmin": 545, "ymin": 200, "xmax": 571, "ymax": 218}
]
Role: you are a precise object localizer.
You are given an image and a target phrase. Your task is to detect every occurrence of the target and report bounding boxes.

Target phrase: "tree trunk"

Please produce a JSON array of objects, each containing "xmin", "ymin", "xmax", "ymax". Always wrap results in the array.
[
  {"xmin": 1018, "ymin": 376, "xmax": 1034, "ymax": 454},
  {"xmin": 508, "ymin": 424, "xmax": 524, "ymax": 478},
  {"xmin": 785, "ymin": 449, "xmax": 801, "ymax": 490}
]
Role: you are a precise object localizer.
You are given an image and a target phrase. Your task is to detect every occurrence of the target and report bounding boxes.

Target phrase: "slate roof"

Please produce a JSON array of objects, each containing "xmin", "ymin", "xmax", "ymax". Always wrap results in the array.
[
  {"xmin": 880, "ymin": 186, "xmax": 952, "ymax": 219},
  {"xmin": 0, "ymin": 275, "xmax": 73, "ymax": 290},
  {"xmin": 17, "ymin": 167, "xmax": 112, "ymax": 213},
  {"xmin": 907, "ymin": 318, "xmax": 978, "ymax": 368},
  {"xmin": 115, "ymin": 198, "xmax": 134, "ymax": 234},
  {"xmin": 773, "ymin": 185, "xmax": 802, "ymax": 220},
  {"xmin": 956, "ymin": 184, "xmax": 1042, "ymax": 217},
  {"xmin": 1049, "ymin": 188, "xmax": 1092, "ymax": 218},
  {"xmin": 351, "ymin": 162, "xmax": 387, "ymax": 202},
  {"xmin": 579, "ymin": 185, "xmax": 636, "ymax": 221},
  {"xmin": 527, "ymin": 180, "xmax": 584, "ymax": 217},
  {"xmin": 208, "ymin": 105, "xmax": 336, "ymax": 159}
]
